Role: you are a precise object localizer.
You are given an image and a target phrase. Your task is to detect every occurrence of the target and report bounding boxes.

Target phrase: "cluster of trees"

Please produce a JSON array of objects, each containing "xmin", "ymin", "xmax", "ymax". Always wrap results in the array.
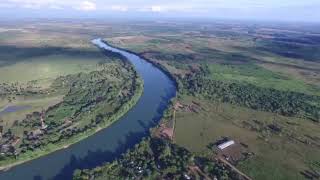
[
  {"xmin": 73, "ymin": 138, "xmax": 236, "ymax": 180},
  {"xmin": 256, "ymin": 38, "xmax": 320, "ymax": 62},
  {"xmin": 7, "ymin": 60, "xmax": 143, "ymax": 157},
  {"xmin": 180, "ymin": 67, "xmax": 320, "ymax": 122}
]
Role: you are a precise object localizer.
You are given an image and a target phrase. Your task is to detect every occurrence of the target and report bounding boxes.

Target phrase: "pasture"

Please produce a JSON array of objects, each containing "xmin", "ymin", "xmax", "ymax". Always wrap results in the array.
[
  {"xmin": 0, "ymin": 55, "xmax": 102, "ymax": 84},
  {"xmin": 207, "ymin": 63, "xmax": 320, "ymax": 96},
  {"xmin": 173, "ymin": 95, "xmax": 320, "ymax": 180},
  {"xmin": 0, "ymin": 26, "xmax": 109, "ymax": 129}
]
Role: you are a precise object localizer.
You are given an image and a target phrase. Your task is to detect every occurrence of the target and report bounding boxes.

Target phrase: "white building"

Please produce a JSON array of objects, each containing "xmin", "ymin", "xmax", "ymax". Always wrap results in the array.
[{"xmin": 218, "ymin": 140, "xmax": 235, "ymax": 150}]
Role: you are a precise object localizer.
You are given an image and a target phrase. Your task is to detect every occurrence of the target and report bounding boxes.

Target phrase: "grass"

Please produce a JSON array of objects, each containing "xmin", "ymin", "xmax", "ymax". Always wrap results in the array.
[
  {"xmin": 0, "ymin": 96, "xmax": 64, "ymax": 129},
  {"xmin": 108, "ymin": 32, "xmax": 320, "ymax": 89},
  {"xmin": 107, "ymin": 27, "xmax": 320, "ymax": 180},
  {"xmin": 0, "ymin": 53, "xmax": 105, "ymax": 126},
  {"xmin": 2, "ymin": 20, "xmax": 320, "ymax": 180},
  {"xmin": 207, "ymin": 63, "xmax": 320, "ymax": 96},
  {"xmin": 0, "ymin": 55, "xmax": 102, "ymax": 83},
  {"xmin": 0, "ymin": 70, "xmax": 144, "ymax": 171},
  {"xmin": 0, "ymin": 25, "xmax": 147, "ymax": 171},
  {"xmin": 173, "ymin": 95, "xmax": 320, "ymax": 180}
]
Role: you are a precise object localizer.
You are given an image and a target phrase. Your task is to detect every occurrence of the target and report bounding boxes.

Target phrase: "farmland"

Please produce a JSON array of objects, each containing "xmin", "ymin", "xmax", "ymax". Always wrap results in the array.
[
  {"xmin": 0, "ymin": 23, "xmax": 143, "ymax": 169},
  {"xmin": 105, "ymin": 21, "xmax": 320, "ymax": 179},
  {"xmin": 1, "ymin": 20, "xmax": 319, "ymax": 180},
  {"xmin": 173, "ymin": 95, "xmax": 320, "ymax": 179}
]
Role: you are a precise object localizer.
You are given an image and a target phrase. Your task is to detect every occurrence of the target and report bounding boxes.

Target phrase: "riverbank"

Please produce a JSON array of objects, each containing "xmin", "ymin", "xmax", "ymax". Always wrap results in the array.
[
  {"xmin": 101, "ymin": 39, "xmax": 180, "ymax": 93},
  {"xmin": 0, "ymin": 60, "xmax": 144, "ymax": 172},
  {"xmin": 0, "ymin": 38, "xmax": 176, "ymax": 180}
]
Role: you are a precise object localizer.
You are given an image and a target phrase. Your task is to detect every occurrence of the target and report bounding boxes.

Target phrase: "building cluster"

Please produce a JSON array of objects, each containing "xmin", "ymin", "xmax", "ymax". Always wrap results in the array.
[
  {"xmin": 0, "ymin": 110, "xmax": 49, "ymax": 157},
  {"xmin": 0, "ymin": 126, "xmax": 20, "ymax": 156}
]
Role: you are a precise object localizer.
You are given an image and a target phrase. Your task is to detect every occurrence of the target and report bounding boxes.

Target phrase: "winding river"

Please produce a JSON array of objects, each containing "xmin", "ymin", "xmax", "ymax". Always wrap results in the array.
[{"xmin": 0, "ymin": 39, "xmax": 176, "ymax": 180}]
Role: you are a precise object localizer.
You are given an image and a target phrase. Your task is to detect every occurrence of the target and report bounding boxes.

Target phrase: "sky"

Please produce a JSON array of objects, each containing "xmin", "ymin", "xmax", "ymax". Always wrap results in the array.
[{"xmin": 0, "ymin": 0, "xmax": 319, "ymax": 22}]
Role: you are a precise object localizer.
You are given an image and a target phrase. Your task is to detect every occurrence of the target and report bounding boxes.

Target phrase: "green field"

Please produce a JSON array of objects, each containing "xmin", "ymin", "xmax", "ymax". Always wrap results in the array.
[
  {"xmin": 0, "ymin": 49, "xmax": 106, "ymax": 128},
  {"xmin": 207, "ymin": 63, "xmax": 320, "ymax": 96},
  {"xmin": 0, "ymin": 55, "xmax": 101, "ymax": 83},
  {"xmin": 2, "ymin": 20, "xmax": 319, "ymax": 180},
  {"xmin": 0, "ymin": 24, "xmax": 145, "ymax": 170},
  {"xmin": 174, "ymin": 95, "xmax": 320, "ymax": 180},
  {"xmin": 105, "ymin": 21, "xmax": 320, "ymax": 180}
]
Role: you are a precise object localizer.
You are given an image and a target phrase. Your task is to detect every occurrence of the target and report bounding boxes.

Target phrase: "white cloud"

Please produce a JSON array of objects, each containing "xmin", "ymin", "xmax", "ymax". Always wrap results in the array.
[
  {"xmin": 22, "ymin": 3, "xmax": 42, "ymax": 9},
  {"xmin": 0, "ymin": 0, "xmax": 319, "ymax": 22},
  {"xmin": 151, "ymin": 5, "xmax": 163, "ymax": 12},
  {"xmin": 111, "ymin": 5, "xmax": 128, "ymax": 12},
  {"xmin": 75, "ymin": 1, "xmax": 96, "ymax": 11},
  {"xmin": 49, "ymin": 5, "xmax": 63, "ymax": 10}
]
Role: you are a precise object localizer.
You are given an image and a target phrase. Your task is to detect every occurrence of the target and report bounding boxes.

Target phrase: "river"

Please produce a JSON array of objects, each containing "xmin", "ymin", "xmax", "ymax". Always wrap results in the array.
[{"xmin": 0, "ymin": 39, "xmax": 176, "ymax": 180}]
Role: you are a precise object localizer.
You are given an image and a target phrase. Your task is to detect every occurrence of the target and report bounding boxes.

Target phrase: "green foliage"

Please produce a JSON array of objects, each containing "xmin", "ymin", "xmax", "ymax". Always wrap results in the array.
[
  {"xmin": 256, "ymin": 39, "xmax": 320, "ymax": 62},
  {"xmin": 73, "ymin": 138, "xmax": 236, "ymax": 180},
  {"xmin": 207, "ymin": 63, "xmax": 320, "ymax": 96},
  {"xmin": 0, "ymin": 54, "xmax": 144, "ymax": 169},
  {"xmin": 180, "ymin": 67, "xmax": 320, "ymax": 122}
]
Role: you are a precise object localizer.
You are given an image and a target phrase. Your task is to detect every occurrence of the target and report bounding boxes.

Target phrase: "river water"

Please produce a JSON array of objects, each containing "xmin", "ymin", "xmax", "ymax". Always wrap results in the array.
[{"xmin": 0, "ymin": 39, "xmax": 176, "ymax": 180}]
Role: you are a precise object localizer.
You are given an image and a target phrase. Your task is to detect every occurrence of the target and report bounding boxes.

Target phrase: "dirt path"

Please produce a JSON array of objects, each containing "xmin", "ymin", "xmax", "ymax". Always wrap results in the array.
[
  {"xmin": 189, "ymin": 166, "xmax": 212, "ymax": 180},
  {"xmin": 172, "ymin": 109, "xmax": 176, "ymax": 140},
  {"xmin": 217, "ymin": 157, "xmax": 252, "ymax": 180}
]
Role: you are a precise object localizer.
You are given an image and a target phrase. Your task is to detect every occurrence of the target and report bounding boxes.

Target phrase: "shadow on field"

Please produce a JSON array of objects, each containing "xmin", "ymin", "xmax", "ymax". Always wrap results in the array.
[{"xmin": 0, "ymin": 45, "xmax": 102, "ymax": 67}]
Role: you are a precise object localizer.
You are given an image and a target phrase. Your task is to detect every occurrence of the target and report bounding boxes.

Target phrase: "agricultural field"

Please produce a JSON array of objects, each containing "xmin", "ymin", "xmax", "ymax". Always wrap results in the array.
[
  {"xmin": 0, "ymin": 23, "xmax": 108, "ymax": 125},
  {"xmin": 173, "ymin": 95, "xmax": 320, "ymax": 180},
  {"xmin": 105, "ymin": 21, "xmax": 320, "ymax": 179},
  {"xmin": 2, "ymin": 20, "xmax": 319, "ymax": 179},
  {"xmin": 0, "ymin": 22, "xmax": 143, "ymax": 169}
]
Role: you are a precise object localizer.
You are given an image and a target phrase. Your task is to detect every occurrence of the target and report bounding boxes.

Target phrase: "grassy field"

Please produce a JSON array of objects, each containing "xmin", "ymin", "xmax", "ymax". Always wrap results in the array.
[
  {"xmin": 0, "ymin": 55, "xmax": 101, "ymax": 83},
  {"xmin": 173, "ymin": 95, "xmax": 320, "ymax": 180},
  {"xmin": 0, "ymin": 96, "xmax": 64, "ymax": 129},
  {"xmin": 0, "ymin": 25, "xmax": 109, "ymax": 125},
  {"xmin": 2, "ymin": 20, "xmax": 319, "ymax": 179},
  {"xmin": 106, "ymin": 21, "xmax": 320, "ymax": 179},
  {"xmin": 107, "ymin": 23, "xmax": 320, "ymax": 90},
  {"xmin": 0, "ymin": 22, "xmax": 145, "ymax": 170},
  {"xmin": 0, "ymin": 54, "xmax": 103, "ymax": 127},
  {"xmin": 207, "ymin": 63, "xmax": 320, "ymax": 96}
]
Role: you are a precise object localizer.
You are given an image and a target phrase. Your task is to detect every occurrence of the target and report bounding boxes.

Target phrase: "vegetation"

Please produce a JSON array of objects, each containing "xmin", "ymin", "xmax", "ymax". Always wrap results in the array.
[
  {"xmin": 2, "ymin": 20, "xmax": 320, "ymax": 180},
  {"xmin": 207, "ymin": 63, "xmax": 320, "ymax": 96},
  {"xmin": 0, "ymin": 56, "xmax": 143, "ymax": 168},
  {"xmin": 105, "ymin": 21, "xmax": 320, "ymax": 180},
  {"xmin": 73, "ymin": 138, "xmax": 241, "ymax": 180},
  {"xmin": 173, "ymin": 96, "xmax": 320, "ymax": 180},
  {"xmin": 0, "ymin": 26, "xmax": 144, "ymax": 169},
  {"xmin": 180, "ymin": 65, "xmax": 320, "ymax": 121}
]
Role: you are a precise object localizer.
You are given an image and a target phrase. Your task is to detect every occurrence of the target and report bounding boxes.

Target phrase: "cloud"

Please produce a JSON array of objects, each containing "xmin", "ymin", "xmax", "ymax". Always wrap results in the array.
[
  {"xmin": 75, "ymin": 1, "xmax": 96, "ymax": 11},
  {"xmin": 151, "ymin": 5, "xmax": 163, "ymax": 12},
  {"xmin": 111, "ymin": 5, "xmax": 128, "ymax": 12},
  {"xmin": 49, "ymin": 5, "xmax": 63, "ymax": 10},
  {"xmin": 22, "ymin": 4, "xmax": 41, "ymax": 9},
  {"xmin": 0, "ymin": 0, "xmax": 319, "ymax": 22}
]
